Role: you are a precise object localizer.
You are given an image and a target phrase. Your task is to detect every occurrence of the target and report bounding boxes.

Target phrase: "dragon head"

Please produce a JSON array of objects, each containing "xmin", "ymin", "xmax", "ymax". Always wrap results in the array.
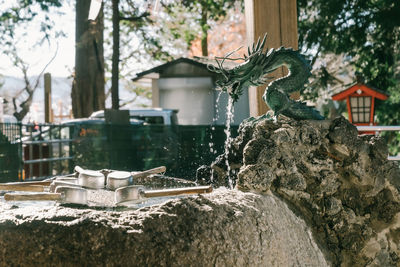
[
  {"xmin": 209, "ymin": 34, "xmax": 274, "ymax": 102},
  {"xmin": 214, "ymin": 78, "xmax": 243, "ymax": 102}
]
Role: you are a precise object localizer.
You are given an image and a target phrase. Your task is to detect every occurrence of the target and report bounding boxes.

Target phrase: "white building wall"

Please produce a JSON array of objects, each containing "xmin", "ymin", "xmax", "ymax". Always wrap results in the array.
[
  {"xmin": 214, "ymin": 88, "xmax": 250, "ymax": 125},
  {"xmin": 159, "ymin": 77, "xmax": 214, "ymax": 125},
  {"xmin": 158, "ymin": 77, "xmax": 250, "ymax": 125}
]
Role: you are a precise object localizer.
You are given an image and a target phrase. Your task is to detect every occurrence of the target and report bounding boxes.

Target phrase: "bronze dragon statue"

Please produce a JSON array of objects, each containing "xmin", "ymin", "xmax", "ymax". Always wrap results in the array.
[{"xmin": 208, "ymin": 34, "xmax": 324, "ymax": 120}]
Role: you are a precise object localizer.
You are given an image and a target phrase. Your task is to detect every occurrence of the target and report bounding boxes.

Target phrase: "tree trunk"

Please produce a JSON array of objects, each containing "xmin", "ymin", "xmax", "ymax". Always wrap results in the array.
[
  {"xmin": 111, "ymin": 0, "xmax": 120, "ymax": 110},
  {"xmin": 72, "ymin": 0, "xmax": 105, "ymax": 118},
  {"xmin": 200, "ymin": 6, "xmax": 208, "ymax": 57}
]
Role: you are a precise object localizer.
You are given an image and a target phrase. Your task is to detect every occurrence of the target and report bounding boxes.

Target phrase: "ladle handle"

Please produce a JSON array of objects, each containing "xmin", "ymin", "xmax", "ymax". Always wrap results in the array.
[
  {"xmin": 74, "ymin": 166, "xmax": 85, "ymax": 174},
  {"xmin": 0, "ymin": 180, "xmax": 53, "ymax": 187},
  {"xmin": 131, "ymin": 166, "xmax": 166, "ymax": 179},
  {"xmin": 0, "ymin": 184, "xmax": 45, "ymax": 192},
  {"xmin": 4, "ymin": 193, "xmax": 62, "ymax": 201},
  {"xmin": 143, "ymin": 185, "xmax": 212, "ymax": 198}
]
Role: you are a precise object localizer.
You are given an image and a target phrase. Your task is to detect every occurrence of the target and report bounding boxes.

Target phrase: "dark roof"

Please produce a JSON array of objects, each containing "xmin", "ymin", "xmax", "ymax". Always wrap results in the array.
[{"xmin": 132, "ymin": 57, "xmax": 238, "ymax": 81}]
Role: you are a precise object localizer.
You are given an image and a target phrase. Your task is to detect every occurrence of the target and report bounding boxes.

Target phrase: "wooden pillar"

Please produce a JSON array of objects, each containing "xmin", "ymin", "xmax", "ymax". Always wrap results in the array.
[
  {"xmin": 111, "ymin": 0, "xmax": 120, "ymax": 110},
  {"xmin": 152, "ymin": 79, "xmax": 160, "ymax": 108},
  {"xmin": 44, "ymin": 73, "xmax": 52, "ymax": 123},
  {"xmin": 245, "ymin": 0, "xmax": 298, "ymax": 116},
  {"xmin": 0, "ymin": 97, "xmax": 3, "ymax": 123}
]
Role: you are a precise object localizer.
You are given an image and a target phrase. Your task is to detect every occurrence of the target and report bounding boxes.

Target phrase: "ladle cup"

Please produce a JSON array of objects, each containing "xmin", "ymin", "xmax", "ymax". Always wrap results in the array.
[
  {"xmin": 106, "ymin": 171, "xmax": 131, "ymax": 190},
  {"xmin": 74, "ymin": 166, "xmax": 105, "ymax": 189},
  {"xmin": 103, "ymin": 166, "xmax": 167, "ymax": 189}
]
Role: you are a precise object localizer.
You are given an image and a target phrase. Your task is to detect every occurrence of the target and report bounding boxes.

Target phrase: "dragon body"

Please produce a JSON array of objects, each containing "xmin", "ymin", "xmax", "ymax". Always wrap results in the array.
[{"xmin": 209, "ymin": 35, "xmax": 324, "ymax": 120}]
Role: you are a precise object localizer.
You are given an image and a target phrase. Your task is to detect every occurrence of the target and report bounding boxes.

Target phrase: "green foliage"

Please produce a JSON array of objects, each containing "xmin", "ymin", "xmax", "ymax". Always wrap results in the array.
[
  {"xmin": 162, "ymin": 0, "xmax": 243, "ymax": 56},
  {"xmin": 298, "ymin": 0, "xmax": 400, "ymax": 153},
  {"xmin": 155, "ymin": 3, "xmax": 200, "ymax": 55},
  {"xmin": 178, "ymin": 0, "xmax": 238, "ymax": 20},
  {"xmin": 103, "ymin": 0, "xmax": 173, "ymax": 80},
  {"xmin": 120, "ymin": 80, "xmax": 152, "ymax": 108},
  {"xmin": 0, "ymin": 0, "xmax": 63, "ymax": 46}
]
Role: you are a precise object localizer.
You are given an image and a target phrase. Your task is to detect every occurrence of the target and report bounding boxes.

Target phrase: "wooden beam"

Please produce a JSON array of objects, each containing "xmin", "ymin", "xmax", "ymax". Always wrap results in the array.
[{"xmin": 245, "ymin": 0, "xmax": 298, "ymax": 116}]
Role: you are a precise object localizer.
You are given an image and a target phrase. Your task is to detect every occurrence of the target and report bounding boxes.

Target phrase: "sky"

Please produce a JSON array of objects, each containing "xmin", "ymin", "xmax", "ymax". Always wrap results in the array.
[{"xmin": 0, "ymin": 3, "xmax": 75, "ymax": 77}]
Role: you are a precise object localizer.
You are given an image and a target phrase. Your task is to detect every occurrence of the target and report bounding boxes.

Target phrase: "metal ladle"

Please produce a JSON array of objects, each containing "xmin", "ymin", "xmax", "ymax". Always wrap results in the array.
[
  {"xmin": 106, "ymin": 166, "xmax": 166, "ymax": 190},
  {"xmin": 4, "ymin": 186, "xmax": 88, "ymax": 205},
  {"xmin": 115, "ymin": 185, "xmax": 213, "ymax": 205},
  {"xmin": 74, "ymin": 166, "xmax": 105, "ymax": 189}
]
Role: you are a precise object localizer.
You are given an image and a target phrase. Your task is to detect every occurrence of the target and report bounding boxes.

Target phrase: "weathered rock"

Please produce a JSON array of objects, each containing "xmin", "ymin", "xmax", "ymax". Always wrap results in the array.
[
  {"xmin": 201, "ymin": 115, "xmax": 400, "ymax": 266},
  {"xmin": 0, "ymin": 189, "xmax": 328, "ymax": 266}
]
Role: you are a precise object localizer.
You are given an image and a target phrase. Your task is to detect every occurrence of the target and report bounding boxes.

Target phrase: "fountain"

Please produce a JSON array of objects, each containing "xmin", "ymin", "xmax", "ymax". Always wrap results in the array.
[{"xmin": 1, "ymin": 36, "xmax": 399, "ymax": 266}]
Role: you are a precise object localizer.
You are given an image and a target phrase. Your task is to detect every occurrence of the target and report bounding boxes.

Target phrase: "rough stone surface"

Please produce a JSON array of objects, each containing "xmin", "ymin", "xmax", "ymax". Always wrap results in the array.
[
  {"xmin": 198, "ymin": 116, "xmax": 400, "ymax": 266},
  {"xmin": 0, "ymin": 189, "xmax": 328, "ymax": 266}
]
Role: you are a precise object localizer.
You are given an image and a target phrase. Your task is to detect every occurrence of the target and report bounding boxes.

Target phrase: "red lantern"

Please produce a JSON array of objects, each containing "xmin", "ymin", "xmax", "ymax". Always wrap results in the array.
[{"xmin": 332, "ymin": 82, "xmax": 388, "ymax": 133}]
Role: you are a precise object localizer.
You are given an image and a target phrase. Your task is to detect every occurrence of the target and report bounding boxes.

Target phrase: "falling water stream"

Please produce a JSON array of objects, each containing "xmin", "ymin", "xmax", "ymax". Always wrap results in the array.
[
  {"xmin": 209, "ymin": 90, "xmax": 236, "ymax": 188},
  {"xmin": 209, "ymin": 91, "xmax": 223, "ymax": 155},
  {"xmin": 224, "ymin": 96, "xmax": 235, "ymax": 189}
]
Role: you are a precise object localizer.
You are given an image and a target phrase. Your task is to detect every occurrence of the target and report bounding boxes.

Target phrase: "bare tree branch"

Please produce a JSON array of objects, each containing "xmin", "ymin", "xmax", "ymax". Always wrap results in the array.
[
  {"xmin": 119, "ymin": 12, "xmax": 150, "ymax": 22},
  {"xmin": 119, "ymin": 96, "xmax": 138, "ymax": 108},
  {"xmin": 12, "ymin": 43, "xmax": 59, "ymax": 121}
]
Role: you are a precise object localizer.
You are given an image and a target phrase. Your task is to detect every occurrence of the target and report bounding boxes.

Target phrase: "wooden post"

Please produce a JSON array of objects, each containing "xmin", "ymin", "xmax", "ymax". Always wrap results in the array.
[
  {"xmin": 111, "ymin": 0, "xmax": 120, "ymax": 110},
  {"xmin": 245, "ymin": 0, "xmax": 298, "ymax": 116},
  {"xmin": 44, "ymin": 73, "xmax": 52, "ymax": 123},
  {"xmin": 0, "ymin": 97, "xmax": 4, "ymax": 123},
  {"xmin": 152, "ymin": 79, "xmax": 160, "ymax": 108}
]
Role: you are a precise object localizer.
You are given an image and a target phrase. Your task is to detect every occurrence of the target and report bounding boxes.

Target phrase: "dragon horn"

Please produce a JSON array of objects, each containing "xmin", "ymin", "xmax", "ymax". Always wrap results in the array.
[
  {"xmin": 256, "ymin": 34, "xmax": 267, "ymax": 52},
  {"xmin": 252, "ymin": 36, "xmax": 260, "ymax": 52},
  {"xmin": 254, "ymin": 36, "xmax": 261, "ymax": 52},
  {"xmin": 259, "ymin": 33, "xmax": 267, "ymax": 52}
]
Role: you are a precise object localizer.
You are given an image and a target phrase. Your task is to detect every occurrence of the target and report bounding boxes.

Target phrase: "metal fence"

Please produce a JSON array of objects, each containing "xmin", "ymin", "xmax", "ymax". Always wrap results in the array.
[
  {"xmin": 0, "ymin": 123, "xmax": 22, "ymax": 182},
  {"xmin": 0, "ymin": 122, "xmax": 398, "ymax": 183},
  {"xmin": 22, "ymin": 124, "xmax": 75, "ymax": 179},
  {"xmin": 0, "ymin": 122, "xmax": 237, "ymax": 182},
  {"xmin": 357, "ymin": 126, "xmax": 400, "ymax": 161},
  {"xmin": 72, "ymin": 124, "xmax": 236, "ymax": 179},
  {"xmin": 0, "ymin": 123, "xmax": 75, "ymax": 181}
]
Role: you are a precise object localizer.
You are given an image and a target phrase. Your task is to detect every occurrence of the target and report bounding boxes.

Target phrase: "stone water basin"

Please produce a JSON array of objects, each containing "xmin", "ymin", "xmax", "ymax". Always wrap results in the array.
[{"xmin": 0, "ymin": 186, "xmax": 329, "ymax": 266}]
